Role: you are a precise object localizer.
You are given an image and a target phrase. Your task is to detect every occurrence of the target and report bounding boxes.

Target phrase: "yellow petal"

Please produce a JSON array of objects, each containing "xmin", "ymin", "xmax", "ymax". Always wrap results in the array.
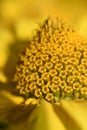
[
  {"xmin": 0, "ymin": 90, "xmax": 37, "ymax": 129},
  {"xmin": 0, "ymin": 90, "xmax": 24, "ymax": 104},
  {"xmin": 52, "ymin": 102, "xmax": 81, "ymax": 130},
  {"xmin": 0, "ymin": 71, "xmax": 7, "ymax": 83},
  {"xmin": 61, "ymin": 100, "xmax": 87, "ymax": 130},
  {"xmin": 29, "ymin": 99, "xmax": 66, "ymax": 130},
  {"xmin": 0, "ymin": 90, "xmax": 16, "ymax": 121}
]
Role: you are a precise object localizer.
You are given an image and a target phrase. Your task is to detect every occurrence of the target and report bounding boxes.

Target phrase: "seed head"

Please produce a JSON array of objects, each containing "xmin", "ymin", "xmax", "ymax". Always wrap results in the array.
[{"xmin": 14, "ymin": 18, "xmax": 87, "ymax": 103}]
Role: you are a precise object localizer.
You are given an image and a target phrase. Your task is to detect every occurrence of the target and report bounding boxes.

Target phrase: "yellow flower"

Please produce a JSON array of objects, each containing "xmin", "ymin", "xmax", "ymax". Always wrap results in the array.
[
  {"xmin": 14, "ymin": 20, "xmax": 87, "ymax": 102},
  {"xmin": 1, "ymin": 17, "xmax": 87, "ymax": 130}
]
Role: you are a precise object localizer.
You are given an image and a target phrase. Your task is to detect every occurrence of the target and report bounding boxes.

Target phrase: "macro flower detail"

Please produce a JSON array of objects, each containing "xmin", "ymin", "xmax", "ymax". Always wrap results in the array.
[{"xmin": 14, "ymin": 18, "xmax": 87, "ymax": 103}]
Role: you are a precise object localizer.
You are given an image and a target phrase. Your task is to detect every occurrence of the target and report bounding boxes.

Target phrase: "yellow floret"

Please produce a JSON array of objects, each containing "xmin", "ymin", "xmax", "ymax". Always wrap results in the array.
[
  {"xmin": 49, "ymin": 69, "xmax": 57, "ymax": 77},
  {"xmin": 59, "ymin": 70, "xmax": 67, "ymax": 79},
  {"xmin": 54, "ymin": 63, "xmax": 63, "ymax": 71},
  {"xmin": 38, "ymin": 66, "xmax": 47, "ymax": 73},
  {"xmin": 41, "ymin": 72, "xmax": 50, "ymax": 81},
  {"xmin": 51, "ymin": 56, "xmax": 59, "ymax": 63},
  {"xmin": 67, "ymin": 76, "xmax": 75, "ymax": 85},
  {"xmin": 37, "ymin": 78, "xmax": 44, "ymax": 86},
  {"xmin": 35, "ymin": 59, "xmax": 43, "ymax": 66},
  {"xmin": 45, "ymin": 62, "xmax": 53, "ymax": 70},
  {"xmin": 50, "ymin": 84, "xmax": 60, "ymax": 93},
  {"xmin": 42, "ymin": 85, "xmax": 49, "ymax": 94},
  {"xmin": 29, "ymin": 82, "xmax": 37, "ymax": 91},
  {"xmin": 52, "ymin": 76, "xmax": 61, "ymax": 84},
  {"xmin": 34, "ymin": 89, "xmax": 42, "ymax": 98},
  {"xmin": 81, "ymin": 87, "xmax": 87, "ymax": 99},
  {"xmin": 73, "ymin": 82, "xmax": 81, "ymax": 91},
  {"xmin": 45, "ymin": 93, "xmax": 53, "ymax": 102}
]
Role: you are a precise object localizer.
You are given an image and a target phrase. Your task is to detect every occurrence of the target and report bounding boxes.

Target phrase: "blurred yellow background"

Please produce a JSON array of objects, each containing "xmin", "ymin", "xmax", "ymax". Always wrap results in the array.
[{"xmin": 0, "ymin": 0, "xmax": 87, "ymax": 86}]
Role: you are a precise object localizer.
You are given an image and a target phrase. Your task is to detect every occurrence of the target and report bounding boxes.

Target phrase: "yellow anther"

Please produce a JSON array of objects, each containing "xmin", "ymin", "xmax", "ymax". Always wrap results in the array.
[
  {"xmin": 35, "ymin": 59, "xmax": 43, "ymax": 66},
  {"xmin": 35, "ymin": 89, "xmax": 42, "ymax": 98},
  {"xmin": 45, "ymin": 93, "xmax": 53, "ymax": 102},
  {"xmin": 67, "ymin": 76, "xmax": 75, "ymax": 84},
  {"xmin": 72, "ymin": 70, "xmax": 80, "ymax": 78},
  {"xmin": 45, "ymin": 62, "xmax": 53, "ymax": 70},
  {"xmin": 37, "ymin": 78, "xmax": 44, "ymax": 86},
  {"xmin": 78, "ymin": 64, "xmax": 85, "ymax": 72},
  {"xmin": 74, "ymin": 51, "xmax": 81, "ymax": 58},
  {"xmin": 81, "ymin": 87, "xmax": 87, "ymax": 95},
  {"xmin": 73, "ymin": 82, "xmax": 81, "ymax": 91},
  {"xmin": 26, "ymin": 48, "xmax": 32, "ymax": 56},
  {"xmin": 51, "ymin": 56, "xmax": 59, "ymax": 63},
  {"xmin": 19, "ymin": 87, "xmax": 25, "ymax": 95},
  {"xmin": 61, "ymin": 57, "xmax": 69, "ymax": 65},
  {"xmin": 39, "ymin": 66, "xmax": 47, "ymax": 73},
  {"xmin": 41, "ymin": 72, "xmax": 50, "ymax": 80},
  {"xmin": 31, "ymin": 72, "xmax": 39, "ymax": 81},
  {"xmin": 29, "ymin": 55, "xmax": 36, "ymax": 62},
  {"xmin": 64, "ymin": 86, "xmax": 73, "ymax": 93},
  {"xmin": 59, "ymin": 70, "xmax": 67, "ymax": 79},
  {"xmin": 65, "ymin": 65, "xmax": 75, "ymax": 73},
  {"xmin": 49, "ymin": 69, "xmax": 57, "ymax": 77},
  {"xmin": 25, "ymin": 84, "xmax": 30, "ymax": 92},
  {"xmin": 26, "ymin": 75, "xmax": 32, "ymax": 82},
  {"xmin": 83, "ymin": 51, "xmax": 87, "ymax": 58},
  {"xmin": 29, "ymin": 63, "xmax": 36, "ymax": 71},
  {"xmin": 52, "ymin": 76, "xmax": 61, "ymax": 84},
  {"xmin": 69, "ymin": 57, "xmax": 79, "ymax": 65},
  {"xmin": 59, "ymin": 81, "xmax": 67, "ymax": 89},
  {"xmin": 84, "ymin": 69, "xmax": 87, "ymax": 76},
  {"xmin": 25, "ymin": 98, "xmax": 38, "ymax": 105},
  {"xmin": 42, "ymin": 85, "xmax": 49, "ymax": 94},
  {"xmin": 50, "ymin": 84, "xmax": 60, "ymax": 93},
  {"xmin": 54, "ymin": 63, "xmax": 63, "ymax": 71},
  {"xmin": 29, "ymin": 82, "xmax": 37, "ymax": 91},
  {"xmin": 78, "ymin": 75, "xmax": 86, "ymax": 83},
  {"xmin": 81, "ymin": 58, "xmax": 87, "ymax": 66}
]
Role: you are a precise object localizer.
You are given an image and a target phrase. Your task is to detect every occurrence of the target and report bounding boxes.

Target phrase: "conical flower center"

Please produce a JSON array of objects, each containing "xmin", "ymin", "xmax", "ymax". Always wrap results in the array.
[{"xmin": 14, "ymin": 18, "xmax": 87, "ymax": 103}]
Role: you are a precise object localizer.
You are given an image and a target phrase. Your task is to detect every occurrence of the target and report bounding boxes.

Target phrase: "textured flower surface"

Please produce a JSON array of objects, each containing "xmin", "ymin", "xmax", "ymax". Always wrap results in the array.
[
  {"xmin": 1, "ymin": 17, "xmax": 87, "ymax": 130},
  {"xmin": 14, "ymin": 18, "xmax": 87, "ymax": 104}
]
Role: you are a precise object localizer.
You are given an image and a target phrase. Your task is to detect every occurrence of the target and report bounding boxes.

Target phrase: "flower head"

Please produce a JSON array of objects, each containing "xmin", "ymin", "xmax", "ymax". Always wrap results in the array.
[{"xmin": 14, "ymin": 18, "xmax": 87, "ymax": 103}]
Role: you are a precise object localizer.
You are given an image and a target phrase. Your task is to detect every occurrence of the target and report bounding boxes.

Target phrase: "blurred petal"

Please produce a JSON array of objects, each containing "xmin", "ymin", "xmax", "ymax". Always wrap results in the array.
[
  {"xmin": 52, "ymin": 102, "xmax": 81, "ymax": 130},
  {"xmin": 28, "ymin": 99, "xmax": 66, "ymax": 130},
  {"xmin": 0, "ymin": 90, "xmax": 24, "ymax": 104},
  {"xmin": 0, "ymin": 71, "xmax": 7, "ymax": 83},
  {"xmin": 0, "ymin": 91, "xmax": 16, "ymax": 121},
  {"xmin": 61, "ymin": 100, "xmax": 87, "ymax": 130},
  {"xmin": 15, "ymin": 19, "xmax": 38, "ymax": 40},
  {"xmin": 0, "ymin": 90, "xmax": 38, "ymax": 130}
]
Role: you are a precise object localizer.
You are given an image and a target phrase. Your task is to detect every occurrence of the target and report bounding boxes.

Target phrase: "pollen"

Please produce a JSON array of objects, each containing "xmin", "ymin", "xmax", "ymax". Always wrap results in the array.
[{"xmin": 14, "ymin": 17, "xmax": 87, "ymax": 103}]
